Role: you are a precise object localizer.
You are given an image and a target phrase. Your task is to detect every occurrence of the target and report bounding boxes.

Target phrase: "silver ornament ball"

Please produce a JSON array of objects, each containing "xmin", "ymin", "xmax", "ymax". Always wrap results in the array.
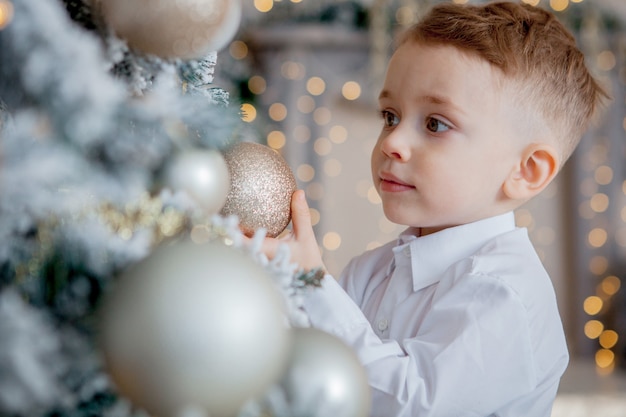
[
  {"xmin": 100, "ymin": 240, "xmax": 291, "ymax": 417},
  {"xmin": 221, "ymin": 142, "xmax": 296, "ymax": 238},
  {"xmin": 100, "ymin": 0, "xmax": 242, "ymax": 59},
  {"xmin": 282, "ymin": 328, "xmax": 371, "ymax": 417},
  {"xmin": 163, "ymin": 149, "xmax": 230, "ymax": 216}
]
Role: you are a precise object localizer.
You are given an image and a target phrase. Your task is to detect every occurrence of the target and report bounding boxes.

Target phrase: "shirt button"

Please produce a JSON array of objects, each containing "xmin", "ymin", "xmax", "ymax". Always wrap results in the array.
[
  {"xmin": 403, "ymin": 247, "xmax": 410, "ymax": 257},
  {"xmin": 378, "ymin": 319, "xmax": 389, "ymax": 331}
]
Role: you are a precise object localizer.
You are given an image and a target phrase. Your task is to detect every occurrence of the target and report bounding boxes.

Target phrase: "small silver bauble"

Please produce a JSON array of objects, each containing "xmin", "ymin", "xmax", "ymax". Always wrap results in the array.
[
  {"xmin": 100, "ymin": 240, "xmax": 291, "ymax": 417},
  {"xmin": 100, "ymin": 0, "xmax": 242, "ymax": 59},
  {"xmin": 220, "ymin": 142, "xmax": 296, "ymax": 238},
  {"xmin": 163, "ymin": 149, "xmax": 230, "ymax": 216},
  {"xmin": 282, "ymin": 327, "xmax": 371, "ymax": 417}
]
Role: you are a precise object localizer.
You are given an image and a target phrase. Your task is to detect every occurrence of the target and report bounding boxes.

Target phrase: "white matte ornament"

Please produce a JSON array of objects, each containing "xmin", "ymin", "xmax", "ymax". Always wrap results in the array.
[
  {"xmin": 282, "ymin": 328, "xmax": 371, "ymax": 417},
  {"xmin": 100, "ymin": 240, "xmax": 291, "ymax": 417},
  {"xmin": 163, "ymin": 149, "xmax": 230, "ymax": 215},
  {"xmin": 100, "ymin": 0, "xmax": 242, "ymax": 59}
]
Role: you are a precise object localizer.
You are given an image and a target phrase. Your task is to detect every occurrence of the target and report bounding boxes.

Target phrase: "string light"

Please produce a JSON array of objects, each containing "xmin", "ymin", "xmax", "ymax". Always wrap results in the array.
[
  {"xmin": 248, "ymin": 75, "xmax": 267, "ymax": 94},
  {"xmin": 323, "ymin": 232, "xmax": 341, "ymax": 250},
  {"xmin": 241, "ymin": 103, "xmax": 257, "ymax": 122},
  {"xmin": 0, "ymin": 0, "xmax": 13, "ymax": 30},
  {"xmin": 306, "ymin": 77, "xmax": 326, "ymax": 96},
  {"xmin": 296, "ymin": 164, "xmax": 315, "ymax": 182},
  {"xmin": 254, "ymin": 0, "xmax": 273, "ymax": 13},
  {"xmin": 342, "ymin": 81, "xmax": 362, "ymax": 100},
  {"xmin": 269, "ymin": 102, "xmax": 287, "ymax": 121},
  {"xmin": 549, "ymin": 0, "xmax": 569, "ymax": 12},
  {"xmin": 267, "ymin": 130, "xmax": 286, "ymax": 149},
  {"xmin": 229, "ymin": 40, "xmax": 248, "ymax": 60}
]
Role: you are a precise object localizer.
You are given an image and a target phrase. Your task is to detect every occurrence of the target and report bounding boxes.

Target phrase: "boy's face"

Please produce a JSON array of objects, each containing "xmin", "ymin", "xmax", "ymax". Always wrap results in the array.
[{"xmin": 371, "ymin": 42, "xmax": 524, "ymax": 233}]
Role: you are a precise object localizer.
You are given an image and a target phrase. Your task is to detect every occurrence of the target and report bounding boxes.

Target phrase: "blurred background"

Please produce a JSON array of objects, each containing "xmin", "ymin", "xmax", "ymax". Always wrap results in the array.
[{"xmin": 213, "ymin": 0, "xmax": 626, "ymax": 412}]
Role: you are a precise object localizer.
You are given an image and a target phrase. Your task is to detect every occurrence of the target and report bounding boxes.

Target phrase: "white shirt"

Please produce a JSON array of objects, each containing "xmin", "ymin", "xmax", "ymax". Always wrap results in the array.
[{"xmin": 303, "ymin": 212, "xmax": 569, "ymax": 417}]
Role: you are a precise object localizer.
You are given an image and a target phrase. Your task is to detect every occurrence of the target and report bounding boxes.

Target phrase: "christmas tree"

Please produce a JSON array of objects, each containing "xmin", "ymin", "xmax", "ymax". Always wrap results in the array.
[{"xmin": 0, "ymin": 1, "xmax": 365, "ymax": 417}]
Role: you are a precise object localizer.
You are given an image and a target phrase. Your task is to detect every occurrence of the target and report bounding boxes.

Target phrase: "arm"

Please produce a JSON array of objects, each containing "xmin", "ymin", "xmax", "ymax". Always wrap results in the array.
[
  {"xmin": 261, "ymin": 192, "xmax": 551, "ymax": 417},
  {"xmin": 304, "ymin": 273, "xmax": 546, "ymax": 417}
]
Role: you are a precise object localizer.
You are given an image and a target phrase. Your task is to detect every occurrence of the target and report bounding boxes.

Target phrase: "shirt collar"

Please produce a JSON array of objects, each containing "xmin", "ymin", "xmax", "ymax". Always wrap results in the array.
[{"xmin": 390, "ymin": 212, "xmax": 517, "ymax": 292}]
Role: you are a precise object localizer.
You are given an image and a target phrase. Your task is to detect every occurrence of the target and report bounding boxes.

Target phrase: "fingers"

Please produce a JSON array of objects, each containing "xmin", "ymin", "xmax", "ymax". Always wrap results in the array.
[{"xmin": 290, "ymin": 189, "xmax": 313, "ymax": 240}]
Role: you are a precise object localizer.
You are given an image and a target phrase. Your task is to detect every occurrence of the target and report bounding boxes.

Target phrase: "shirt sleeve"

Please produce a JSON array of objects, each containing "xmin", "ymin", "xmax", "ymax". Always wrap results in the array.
[{"xmin": 303, "ymin": 268, "xmax": 539, "ymax": 417}]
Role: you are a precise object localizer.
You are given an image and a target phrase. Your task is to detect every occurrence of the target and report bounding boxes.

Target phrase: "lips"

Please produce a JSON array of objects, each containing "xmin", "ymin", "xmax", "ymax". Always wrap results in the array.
[{"xmin": 378, "ymin": 172, "xmax": 415, "ymax": 192}]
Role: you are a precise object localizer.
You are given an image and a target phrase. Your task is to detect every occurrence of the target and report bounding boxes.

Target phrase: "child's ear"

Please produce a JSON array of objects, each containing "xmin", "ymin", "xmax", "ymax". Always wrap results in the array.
[{"xmin": 503, "ymin": 144, "xmax": 560, "ymax": 201}]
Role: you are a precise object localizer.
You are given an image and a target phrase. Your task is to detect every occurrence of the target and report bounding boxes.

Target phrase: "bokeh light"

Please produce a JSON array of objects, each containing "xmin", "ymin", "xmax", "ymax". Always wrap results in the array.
[
  {"xmin": 241, "ymin": 103, "xmax": 257, "ymax": 122},
  {"xmin": 323, "ymin": 232, "xmax": 342, "ymax": 250},
  {"xmin": 584, "ymin": 320, "xmax": 604, "ymax": 339},
  {"xmin": 269, "ymin": 103, "xmax": 287, "ymax": 121},
  {"xmin": 254, "ymin": 0, "xmax": 273, "ymax": 13},
  {"xmin": 267, "ymin": 130, "xmax": 286, "ymax": 149},
  {"xmin": 229, "ymin": 40, "xmax": 248, "ymax": 60},
  {"xmin": 248, "ymin": 75, "xmax": 267, "ymax": 95},
  {"xmin": 0, "ymin": 0, "xmax": 13, "ymax": 30},
  {"xmin": 342, "ymin": 81, "xmax": 362, "ymax": 100},
  {"xmin": 549, "ymin": 0, "xmax": 569, "ymax": 12},
  {"xmin": 296, "ymin": 164, "xmax": 315, "ymax": 182},
  {"xmin": 583, "ymin": 295, "xmax": 603, "ymax": 315},
  {"xmin": 306, "ymin": 77, "xmax": 326, "ymax": 96}
]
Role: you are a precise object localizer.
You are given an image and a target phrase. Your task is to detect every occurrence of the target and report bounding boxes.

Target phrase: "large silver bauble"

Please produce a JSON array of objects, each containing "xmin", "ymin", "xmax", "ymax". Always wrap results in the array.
[
  {"xmin": 282, "ymin": 328, "xmax": 371, "ymax": 417},
  {"xmin": 221, "ymin": 142, "xmax": 296, "ymax": 238},
  {"xmin": 100, "ymin": 0, "xmax": 242, "ymax": 59},
  {"xmin": 163, "ymin": 149, "xmax": 230, "ymax": 216},
  {"xmin": 100, "ymin": 240, "xmax": 291, "ymax": 417}
]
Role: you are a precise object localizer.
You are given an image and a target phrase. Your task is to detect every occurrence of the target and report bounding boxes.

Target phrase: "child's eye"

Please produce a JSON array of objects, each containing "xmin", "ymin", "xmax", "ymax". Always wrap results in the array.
[
  {"xmin": 381, "ymin": 110, "xmax": 400, "ymax": 128},
  {"xmin": 425, "ymin": 116, "xmax": 451, "ymax": 133}
]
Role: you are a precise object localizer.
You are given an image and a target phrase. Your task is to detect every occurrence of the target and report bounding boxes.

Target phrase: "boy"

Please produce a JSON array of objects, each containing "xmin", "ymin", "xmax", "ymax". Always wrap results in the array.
[{"xmin": 262, "ymin": 1, "xmax": 608, "ymax": 416}]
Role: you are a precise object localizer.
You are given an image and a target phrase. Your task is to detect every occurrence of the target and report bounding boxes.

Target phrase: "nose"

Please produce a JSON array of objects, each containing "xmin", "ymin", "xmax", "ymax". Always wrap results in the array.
[{"xmin": 379, "ymin": 129, "xmax": 410, "ymax": 161}]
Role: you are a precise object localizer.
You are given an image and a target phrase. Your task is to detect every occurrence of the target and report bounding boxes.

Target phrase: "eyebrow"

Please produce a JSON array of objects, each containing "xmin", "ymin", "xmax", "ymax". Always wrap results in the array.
[{"xmin": 378, "ymin": 90, "xmax": 466, "ymax": 116}]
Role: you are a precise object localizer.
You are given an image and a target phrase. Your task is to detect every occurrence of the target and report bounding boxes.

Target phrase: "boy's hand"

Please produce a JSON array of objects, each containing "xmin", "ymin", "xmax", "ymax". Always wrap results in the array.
[{"xmin": 261, "ymin": 190, "xmax": 325, "ymax": 272}]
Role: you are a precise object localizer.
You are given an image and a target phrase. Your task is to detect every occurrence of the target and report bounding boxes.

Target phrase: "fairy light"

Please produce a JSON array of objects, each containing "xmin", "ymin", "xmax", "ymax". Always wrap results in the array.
[
  {"xmin": 588, "ymin": 228, "xmax": 608, "ymax": 248},
  {"xmin": 281, "ymin": 61, "xmax": 305, "ymax": 80},
  {"xmin": 329, "ymin": 125, "xmax": 348, "ymax": 144},
  {"xmin": 313, "ymin": 107, "xmax": 332, "ymax": 125},
  {"xmin": 313, "ymin": 137, "xmax": 332, "ymax": 156},
  {"xmin": 296, "ymin": 95, "xmax": 316, "ymax": 114},
  {"xmin": 342, "ymin": 81, "xmax": 362, "ymax": 100},
  {"xmin": 323, "ymin": 232, "xmax": 341, "ymax": 250},
  {"xmin": 306, "ymin": 77, "xmax": 326, "ymax": 96},
  {"xmin": 0, "ymin": 0, "xmax": 13, "ymax": 30},
  {"xmin": 267, "ymin": 130, "xmax": 286, "ymax": 150},
  {"xmin": 595, "ymin": 165, "xmax": 614, "ymax": 184},
  {"xmin": 254, "ymin": 0, "xmax": 273, "ymax": 13},
  {"xmin": 269, "ymin": 102, "xmax": 287, "ymax": 121},
  {"xmin": 296, "ymin": 164, "xmax": 315, "ymax": 182},
  {"xmin": 584, "ymin": 320, "xmax": 604, "ymax": 339},
  {"xmin": 241, "ymin": 103, "xmax": 257, "ymax": 122},
  {"xmin": 248, "ymin": 75, "xmax": 267, "ymax": 95},
  {"xmin": 583, "ymin": 296, "xmax": 603, "ymax": 315},
  {"xmin": 590, "ymin": 193, "xmax": 609, "ymax": 213},
  {"xmin": 589, "ymin": 256, "xmax": 609, "ymax": 276},
  {"xmin": 229, "ymin": 40, "xmax": 248, "ymax": 60}
]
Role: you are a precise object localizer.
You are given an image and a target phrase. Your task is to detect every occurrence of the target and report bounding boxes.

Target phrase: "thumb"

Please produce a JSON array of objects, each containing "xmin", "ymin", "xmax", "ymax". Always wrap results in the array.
[{"xmin": 290, "ymin": 190, "xmax": 313, "ymax": 241}]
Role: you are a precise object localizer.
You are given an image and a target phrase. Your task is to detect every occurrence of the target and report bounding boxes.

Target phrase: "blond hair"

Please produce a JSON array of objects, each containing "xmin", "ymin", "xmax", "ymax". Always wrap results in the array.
[{"xmin": 399, "ymin": 1, "xmax": 609, "ymax": 163}]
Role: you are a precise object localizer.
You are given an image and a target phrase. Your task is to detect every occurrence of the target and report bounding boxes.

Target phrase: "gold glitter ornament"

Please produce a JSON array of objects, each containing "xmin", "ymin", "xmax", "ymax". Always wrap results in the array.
[
  {"xmin": 221, "ymin": 142, "xmax": 296, "ymax": 238},
  {"xmin": 99, "ymin": 0, "xmax": 242, "ymax": 59}
]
